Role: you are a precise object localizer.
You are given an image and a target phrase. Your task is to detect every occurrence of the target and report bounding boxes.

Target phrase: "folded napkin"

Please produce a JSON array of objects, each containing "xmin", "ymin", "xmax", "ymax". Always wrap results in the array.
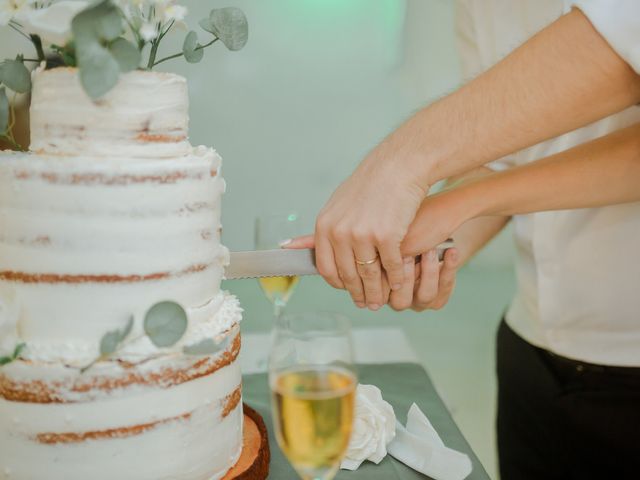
[
  {"xmin": 341, "ymin": 384, "xmax": 472, "ymax": 480},
  {"xmin": 387, "ymin": 403, "xmax": 473, "ymax": 480}
]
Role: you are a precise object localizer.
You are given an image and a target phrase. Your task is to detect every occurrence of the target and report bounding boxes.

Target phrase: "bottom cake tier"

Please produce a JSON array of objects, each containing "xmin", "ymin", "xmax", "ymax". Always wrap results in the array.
[{"xmin": 0, "ymin": 327, "xmax": 243, "ymax": 480}]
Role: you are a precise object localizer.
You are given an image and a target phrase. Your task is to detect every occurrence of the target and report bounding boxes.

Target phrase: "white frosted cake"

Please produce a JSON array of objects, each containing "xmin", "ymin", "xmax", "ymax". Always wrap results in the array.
[{"xmin": 0, "ymin": 68, "xmax": 243, "ymax": 480}]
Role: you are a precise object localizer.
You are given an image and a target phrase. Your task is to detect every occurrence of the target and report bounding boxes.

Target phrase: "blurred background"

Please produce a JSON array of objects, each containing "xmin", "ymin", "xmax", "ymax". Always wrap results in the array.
[{"xmin": 0, "ymin": 1, "xmax": 517, "ymax": 477}]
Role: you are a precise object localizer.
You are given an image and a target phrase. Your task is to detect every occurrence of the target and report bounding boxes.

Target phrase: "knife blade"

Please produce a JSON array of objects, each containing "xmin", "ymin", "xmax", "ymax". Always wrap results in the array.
[{"xmin": 225, "ymin": 240, "xmax": 455, "ymax": 280}]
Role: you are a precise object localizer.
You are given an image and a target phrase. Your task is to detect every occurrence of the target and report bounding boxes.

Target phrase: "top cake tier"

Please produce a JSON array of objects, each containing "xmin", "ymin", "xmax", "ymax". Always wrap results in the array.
[{"xmin": 29, "ymin": 68, "xmax": 191, "ymax": 158}]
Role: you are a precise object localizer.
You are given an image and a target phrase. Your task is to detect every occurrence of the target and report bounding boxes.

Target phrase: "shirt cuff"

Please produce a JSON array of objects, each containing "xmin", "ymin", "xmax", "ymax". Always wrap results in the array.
[{"xmin": 573, "ymin": 0, "xmax": 640, "ymax": 74}]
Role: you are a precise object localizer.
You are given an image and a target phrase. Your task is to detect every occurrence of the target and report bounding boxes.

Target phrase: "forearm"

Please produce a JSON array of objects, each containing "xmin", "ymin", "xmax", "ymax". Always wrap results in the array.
[
  {"xmin": 450, "ymin": 215, "xmax": 510, "ymax": 265},
  {"xmin": 370, "ymin": 8, "xmax": 640, "ymax": 190},
  {"xmin": 460, "ymin": 122, "xmax": 640, "ymax": 217}
]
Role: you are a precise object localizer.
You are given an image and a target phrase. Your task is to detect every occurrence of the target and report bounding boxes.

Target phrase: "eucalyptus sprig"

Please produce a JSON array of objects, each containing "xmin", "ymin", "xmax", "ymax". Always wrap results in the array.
[
  {"xmin": 0, "ymin": 0, "xmax": 249, "ymax": 148},
  {"xmin": 71, "ymin": 0, "xmax": 141, "ymax": 99},
  {"xmin": 80, "ymin": 300, "xmax": 224, "ymax": 374},
  {"xmin": 151, "ymin": 7, "xmax": 248, "ymax": 67},
  {"xmin": 0, "ymin": 342, "xmax": 26, "ymax": 367},
  {"xmin": 80, "ymin": 316, "xmax": 134, "ymax": 373}
]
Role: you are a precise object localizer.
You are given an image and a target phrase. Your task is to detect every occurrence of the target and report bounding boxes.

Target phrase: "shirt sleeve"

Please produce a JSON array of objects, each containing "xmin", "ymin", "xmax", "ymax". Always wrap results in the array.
[{"xmin": 572, "ymin": 0, "xmax": 640, "ymax": 74}]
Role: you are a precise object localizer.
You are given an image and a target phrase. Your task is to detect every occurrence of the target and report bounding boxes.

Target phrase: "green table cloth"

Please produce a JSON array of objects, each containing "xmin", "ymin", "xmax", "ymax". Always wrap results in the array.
[{"xmin": 242, "ymin": 363, "xmax": 491, "ymax": 480}]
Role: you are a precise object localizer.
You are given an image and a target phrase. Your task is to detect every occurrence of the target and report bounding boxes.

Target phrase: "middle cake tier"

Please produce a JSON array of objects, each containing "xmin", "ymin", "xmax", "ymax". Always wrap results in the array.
[{"xmin": 0, "ymin": 146, "xmax": 236, "ymax": 365}]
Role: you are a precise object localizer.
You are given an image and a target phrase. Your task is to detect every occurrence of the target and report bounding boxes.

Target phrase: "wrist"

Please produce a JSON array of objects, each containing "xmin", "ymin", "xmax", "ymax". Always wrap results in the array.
[{"xmin": 456, "ymin": 173, "xmax": 502, "ymax": 219}]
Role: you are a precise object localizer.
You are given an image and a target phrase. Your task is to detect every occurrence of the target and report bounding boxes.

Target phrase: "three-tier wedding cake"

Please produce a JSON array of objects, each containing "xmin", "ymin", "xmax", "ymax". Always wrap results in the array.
[{"xmin": 0, "ymin": 67, "xmax": 243, "ymax": 480}]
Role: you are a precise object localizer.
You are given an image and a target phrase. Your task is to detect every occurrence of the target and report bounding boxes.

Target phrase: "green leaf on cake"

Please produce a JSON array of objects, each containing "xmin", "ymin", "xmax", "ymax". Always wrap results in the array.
[
  {"xmin": 144, "ymin": 301, "xmax": 188, "ymax": 348},
  {"xmin": 183, "ymin": 31, "xmax": 204, "ymax": 64},
  {"xmin": 77, "ymin": 42, "xmax": 120, "ymax": 100},
  {"xmin": 0, "ymin": 342, "xmax": 26, "ymax": 366},
  {"xmin": 183, "ymin": 338, "xmax": 223, "ymax": 356},
  {"xmin": 109, "ymin": 38, "xmax": 141, "ymax": 72},
  {"xmin": 0, "ymin": 59, "xmax": 31, "ymax": 94},
  {"xmin": 72, "ymin": 0, "xmax": 130, "ymax": 99},
  {"xmin": 202, "ymin": 7, "xmax": 248, "ymax": 51},
  {"xmin": 72, "ymin": 0, "xmax": 123, "ymax": 44},
  {"xmin": 99, "ymin": 316, "xmax": 134, "ymax": 356},
  {"xmin": 0, "ymin": 87, "xmax": 8, "ymax": 134}
]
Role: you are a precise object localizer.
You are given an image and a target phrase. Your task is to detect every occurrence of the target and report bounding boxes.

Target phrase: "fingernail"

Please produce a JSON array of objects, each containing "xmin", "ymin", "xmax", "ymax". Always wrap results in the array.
[
  {"xmin": 368, "ymin": 304, "xmax": 380, "ymax": 311},
  {"xmin": 427, "ymin": 250, "xmax": 437, "ymax": 261},
  {"xmin": 403, "ymin": 256, "xmax": 414, "ymax": 264},
  {"xmin": 355, "ymin": 302, "xmax": 366, "ymax": 308},
  {"xmin": 449, "ymin": 249, "xmax": 459, "ymax": 261},
  {"xmin": 279, "ymin": 238, "xmax": 292, "ymax": 247},
  {"xmin": 392, "ymin": 283, "xmax": 402, "ymax": 291}
]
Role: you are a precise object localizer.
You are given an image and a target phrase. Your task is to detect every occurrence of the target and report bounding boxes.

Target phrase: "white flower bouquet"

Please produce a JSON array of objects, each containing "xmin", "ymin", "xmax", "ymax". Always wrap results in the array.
[{"xmin": 0, "ymin": 0, "xmax": 248, "ymax": 148}]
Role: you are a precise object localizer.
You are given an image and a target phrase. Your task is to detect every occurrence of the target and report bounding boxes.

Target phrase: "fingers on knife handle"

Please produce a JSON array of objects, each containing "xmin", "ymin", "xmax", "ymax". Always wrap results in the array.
[{"xmin": 415, "ymin": 238, "xmax": 455, "ymax": 263}]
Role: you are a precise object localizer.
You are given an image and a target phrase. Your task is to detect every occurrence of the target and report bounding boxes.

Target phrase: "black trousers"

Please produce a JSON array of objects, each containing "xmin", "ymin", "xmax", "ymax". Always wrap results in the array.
[{"xmin": 496, "ymin": 320, "xmax": 640, "ymax": 480}]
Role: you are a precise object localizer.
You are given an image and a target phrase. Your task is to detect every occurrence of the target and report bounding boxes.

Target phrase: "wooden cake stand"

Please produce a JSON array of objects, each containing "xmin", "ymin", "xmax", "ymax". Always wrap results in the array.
[{"xmin": 223, "ymin": 404, "xmax": 270, "ymax": 480}]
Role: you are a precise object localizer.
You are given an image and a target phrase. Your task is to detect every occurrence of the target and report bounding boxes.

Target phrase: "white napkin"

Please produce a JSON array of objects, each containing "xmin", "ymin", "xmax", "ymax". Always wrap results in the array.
[{"xmin": 387, "ymin": 403, "xmax": 473, "ymax": 480}]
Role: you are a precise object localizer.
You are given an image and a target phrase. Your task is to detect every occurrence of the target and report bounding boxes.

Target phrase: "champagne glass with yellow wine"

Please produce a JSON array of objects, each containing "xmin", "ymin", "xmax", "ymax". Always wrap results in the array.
[
  {"xmin": 255, "ymin": 213, "xmax": 302, "ymax": 317},
  {"xmin": 269, "ymin": 312, "xmax": 357, "ymax": 480}
]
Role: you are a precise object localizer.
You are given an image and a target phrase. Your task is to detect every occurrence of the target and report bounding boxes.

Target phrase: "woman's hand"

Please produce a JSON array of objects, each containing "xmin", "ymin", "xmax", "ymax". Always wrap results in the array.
[
  {"xmin": 387, "ymin": 248, "xmax": 460, "ymax": 312},
  {"xmin": 312, "ymin": 150, "xmax": 427, "ymax": 310}
]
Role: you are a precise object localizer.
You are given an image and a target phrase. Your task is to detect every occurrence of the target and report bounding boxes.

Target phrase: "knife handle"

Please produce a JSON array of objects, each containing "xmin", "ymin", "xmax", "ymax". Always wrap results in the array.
[{"xmin": 420, "ymin": 238, "xmax": 454, "ymax": 263}]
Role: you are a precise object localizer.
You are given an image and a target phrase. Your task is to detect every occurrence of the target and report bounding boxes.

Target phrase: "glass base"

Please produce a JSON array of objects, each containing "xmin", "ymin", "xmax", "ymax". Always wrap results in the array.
[{"xmin": 294, "ymin": 464, "xmax": 339, "ymax": 480}]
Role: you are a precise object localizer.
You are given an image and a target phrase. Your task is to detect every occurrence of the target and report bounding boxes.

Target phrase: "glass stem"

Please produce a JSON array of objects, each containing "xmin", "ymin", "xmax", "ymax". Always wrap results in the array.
[{"xmin": 273, "ymin": 298, "xmax": 286, "ymax": 319}]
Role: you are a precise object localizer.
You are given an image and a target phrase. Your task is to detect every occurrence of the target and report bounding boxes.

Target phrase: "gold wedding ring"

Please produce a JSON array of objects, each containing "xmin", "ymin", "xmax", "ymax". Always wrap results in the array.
[{"xmin": 355, "ymin": 256, "xmax": 379, "ymax": 266}]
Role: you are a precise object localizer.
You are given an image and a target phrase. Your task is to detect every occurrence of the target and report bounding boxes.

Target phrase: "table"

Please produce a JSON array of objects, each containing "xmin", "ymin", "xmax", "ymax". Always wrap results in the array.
[{"xmin": 242, "ymin": 362, "xmax": 491, "ymax": 480}]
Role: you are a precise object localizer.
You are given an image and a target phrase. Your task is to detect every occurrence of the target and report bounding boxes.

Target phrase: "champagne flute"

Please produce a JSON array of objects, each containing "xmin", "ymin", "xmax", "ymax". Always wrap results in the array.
[
  {"xmin": 269, "ymin": 312, "xmax": 357, "ymax": 480},
  {"xmin": 255, "ymin": 213, "xmax": 302, "ymax": 317}
]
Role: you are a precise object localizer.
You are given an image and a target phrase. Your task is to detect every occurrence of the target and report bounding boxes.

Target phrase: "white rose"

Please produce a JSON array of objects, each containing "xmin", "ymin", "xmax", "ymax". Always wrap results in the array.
[
  {"xmin": 15, "ymin": 1, "xmax": 90, "ymax": 46},
  {"xmin": 341, "ymin": 384, "xmax": 396, "ymax": 471}
]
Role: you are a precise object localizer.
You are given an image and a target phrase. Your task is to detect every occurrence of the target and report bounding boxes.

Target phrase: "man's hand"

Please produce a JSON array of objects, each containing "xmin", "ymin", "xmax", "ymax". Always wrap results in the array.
[{"xmin": 313, "ymin": 154, "xmax": 426, "ymax": 310}]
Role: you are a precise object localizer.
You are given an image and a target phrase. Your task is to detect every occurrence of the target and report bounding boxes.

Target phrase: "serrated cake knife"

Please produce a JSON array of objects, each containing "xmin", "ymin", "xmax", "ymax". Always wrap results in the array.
[{"xmin": 225, "ymin": 240, "xmax": 454, "ymax": 280}]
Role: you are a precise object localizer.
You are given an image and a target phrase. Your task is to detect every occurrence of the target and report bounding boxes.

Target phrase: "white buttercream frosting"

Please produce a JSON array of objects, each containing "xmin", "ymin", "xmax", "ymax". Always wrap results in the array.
[
  {"xmin": 0, "ymin": 68, "xmax": 243, "ymax": 480},
  {"xmin": 30, "ymin": 67, "xmax": 190, "ymax": 157}
]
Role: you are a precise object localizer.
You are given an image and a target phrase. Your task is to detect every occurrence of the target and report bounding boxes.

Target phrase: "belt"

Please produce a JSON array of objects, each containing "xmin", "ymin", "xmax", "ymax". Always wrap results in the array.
[{"xmin": 538, "ymin": 349, "xmax": 640, "ymax": 387}]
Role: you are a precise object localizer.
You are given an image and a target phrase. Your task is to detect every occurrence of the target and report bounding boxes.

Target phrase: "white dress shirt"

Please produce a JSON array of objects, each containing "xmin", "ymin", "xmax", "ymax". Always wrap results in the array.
[{"xmin": 455, "ymin": 0, "xmax": 640, "ymax": 366}]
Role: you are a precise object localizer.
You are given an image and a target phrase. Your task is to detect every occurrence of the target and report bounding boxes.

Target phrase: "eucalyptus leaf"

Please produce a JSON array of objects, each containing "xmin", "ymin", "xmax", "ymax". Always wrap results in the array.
[
  {"xmin": 12, "ymin": 342, "xmax": 26, "ymax": 359},
  {"xmin": 207, "ymin": 7, "xmax": 248, "ymax": 51},
  {"xmin": 109, "ymin": 38, "xmax": 141, "ymax": 72},
  {"xmin": 198, "ymin": 17, "xmax": 215, "ymax": 35},
  {"xmin": 99, "ymin": 317, "xmax": 133, "ymax": 356},
  {"xmin": 0, "ymin": 60, "xmax": 31, "ymax": 94},
  {"xmin": 72, "ymin": 0, "xmax": 122, "ymax": 44},
  {"xmin": 121, "ymin": 316, "xmax": 134, "ymax": 339},
  {"xmin": 183, "ymin": 338, "xmax": 223, "ymax": 356},
  {"xmin": 0, "ymin": 87, "xmax": 8, "ymax": 134},
  {"xmin": 0, "ymin": 342, "xmax": 26, "ymax": 366},
  {"xmin": 144, "ymin": 301, "xmax": 188, "ymax": 348},
  {"xmin": 77, "ymin": 43, "xmax": 120, "ymax": 99},
  {"xmin": 100, "ymin": 330, "xmax": 122, "ymax": 356},
  {"xmin": 183, "ymin": 31, "xmax": 204, "ymax": 64}
]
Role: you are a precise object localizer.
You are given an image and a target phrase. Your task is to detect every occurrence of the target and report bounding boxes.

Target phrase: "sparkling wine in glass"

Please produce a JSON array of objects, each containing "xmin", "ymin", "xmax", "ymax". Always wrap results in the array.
[
  {"xmin": 255, "ymin": 213, "xmax": 302, "ymax": 317},
  {"xmin": 269, "ymin": 312, "xmax": 357, "ymax": 480}
]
